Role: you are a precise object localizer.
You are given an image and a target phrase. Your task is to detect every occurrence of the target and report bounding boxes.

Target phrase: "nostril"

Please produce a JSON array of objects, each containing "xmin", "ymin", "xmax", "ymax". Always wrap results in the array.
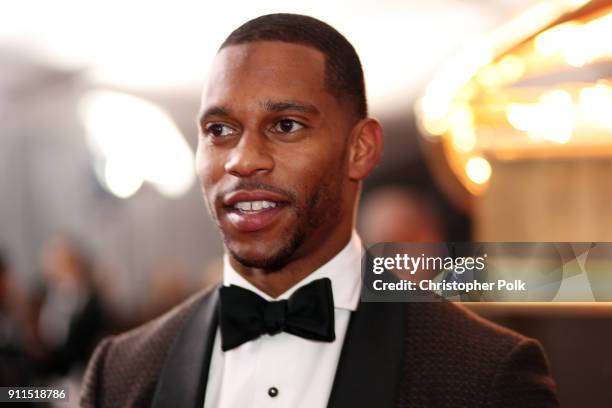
[{"xmin": 224, "ymin": 148, "xmax": 274, "ymax": 177}]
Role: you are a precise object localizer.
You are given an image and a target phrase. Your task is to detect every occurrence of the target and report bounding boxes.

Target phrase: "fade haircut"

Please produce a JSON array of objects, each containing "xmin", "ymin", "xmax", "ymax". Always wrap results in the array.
[{"xmin": 220, "ymin": 13, "xmax": 368, "ymax": 119}]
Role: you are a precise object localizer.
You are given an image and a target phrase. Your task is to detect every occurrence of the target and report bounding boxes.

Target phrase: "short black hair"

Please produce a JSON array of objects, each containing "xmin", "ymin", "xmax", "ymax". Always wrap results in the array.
[{"xmin": 220, "ymin": 13, "xmax": 368, "ymax": 119}]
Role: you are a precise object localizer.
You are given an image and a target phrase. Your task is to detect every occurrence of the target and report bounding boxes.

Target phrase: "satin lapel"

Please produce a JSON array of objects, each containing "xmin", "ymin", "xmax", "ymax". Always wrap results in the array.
[
  {"xmin": 327, "ymin": 299, "xmax": 405, "ymax": 408},
  {"xmin": 152, "ymin": 286, "xmax": 220, "ymax": 408}
]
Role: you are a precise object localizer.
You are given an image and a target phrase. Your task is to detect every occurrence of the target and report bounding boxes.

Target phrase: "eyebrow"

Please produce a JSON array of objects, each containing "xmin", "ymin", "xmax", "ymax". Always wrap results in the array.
[
  {"xmin": 263, "ymin": 100, "xmax": 320, "ymax": 115},
  {"xmin": 199, "ymin": 106, "xmax": 231, "ymax": 123},
  {"xmin": 198, "ymin": 100, "xmax": 320, "ymax": 125}
]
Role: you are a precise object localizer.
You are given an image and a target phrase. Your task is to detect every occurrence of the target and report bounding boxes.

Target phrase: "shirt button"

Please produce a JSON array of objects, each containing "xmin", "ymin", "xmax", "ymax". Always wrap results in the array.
[{"xmin": 268, "ymin": 387, "xmax": 279, "ymax": 398}]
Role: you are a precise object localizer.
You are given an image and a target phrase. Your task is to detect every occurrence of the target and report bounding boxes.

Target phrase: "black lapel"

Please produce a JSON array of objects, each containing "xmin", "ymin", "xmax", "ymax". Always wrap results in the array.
[
  {"xmin": 151, "ymin": 286, "xmax": 220, "ymax": 408},
  {"xmin": 327, "ymin": 299, "xmax": 405, "ymax": 408}
]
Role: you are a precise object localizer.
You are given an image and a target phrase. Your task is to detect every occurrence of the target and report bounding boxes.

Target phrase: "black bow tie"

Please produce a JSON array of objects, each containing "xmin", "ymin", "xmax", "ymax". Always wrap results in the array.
[{"xmin": 218, "ymin": 278, "xmax": 335, "ymax": 351}]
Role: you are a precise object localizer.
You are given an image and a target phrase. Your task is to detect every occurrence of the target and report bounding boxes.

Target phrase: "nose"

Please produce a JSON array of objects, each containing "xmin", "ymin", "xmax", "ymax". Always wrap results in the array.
[{"xmin": 224, "ymin": 131, "xmax": 274, "ymax": 177}]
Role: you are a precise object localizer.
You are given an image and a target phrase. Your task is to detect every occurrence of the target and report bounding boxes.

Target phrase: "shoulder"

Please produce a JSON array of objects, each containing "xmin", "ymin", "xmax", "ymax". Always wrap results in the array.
[
  {"xmin": 405, "ymin": 300, "xmax": 524, "ymax": 351},
  {"xmin": 400, "ymin": 300, "xmax": 524, "ymax": 386},
  {"xmin": 80, "ymin": 285, "xmax": 219, "ymax": 408},
  {"xmin": 398, "ymin": 301, "xmax": 558, "ymax": 407}
]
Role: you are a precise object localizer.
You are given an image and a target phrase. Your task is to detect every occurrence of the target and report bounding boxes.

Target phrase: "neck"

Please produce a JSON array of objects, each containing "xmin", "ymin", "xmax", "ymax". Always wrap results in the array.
[{"xmin": 229, "ymin": 223, "xmax": 353, "ymax": 298}]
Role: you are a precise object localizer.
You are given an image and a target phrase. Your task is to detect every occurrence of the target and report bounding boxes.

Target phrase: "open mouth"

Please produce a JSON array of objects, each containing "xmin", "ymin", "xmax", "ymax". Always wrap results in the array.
[
  {"xmin": 222, "ymin": 191, "xmax": 291, "ymax": 232},
  {"xmin": 231, "ymin": 200, "xmax": 281, "ymax": 213}
]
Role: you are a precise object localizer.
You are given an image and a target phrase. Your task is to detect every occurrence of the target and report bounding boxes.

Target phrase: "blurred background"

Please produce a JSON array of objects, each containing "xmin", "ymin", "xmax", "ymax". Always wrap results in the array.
[{"xmin": 1, "ymin": 0, "xmax": 611, "ymax": 406}]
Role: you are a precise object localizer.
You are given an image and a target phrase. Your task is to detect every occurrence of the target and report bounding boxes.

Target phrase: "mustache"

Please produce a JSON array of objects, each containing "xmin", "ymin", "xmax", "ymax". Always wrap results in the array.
[{"xmin": 218, "ymin": 180, "xmax": 297, "ymax": 203}]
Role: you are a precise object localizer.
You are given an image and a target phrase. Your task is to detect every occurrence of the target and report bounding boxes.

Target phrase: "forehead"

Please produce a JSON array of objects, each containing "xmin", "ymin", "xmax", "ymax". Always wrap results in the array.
[{"xmin": 202, "ymin": 41, "xmax": 328, "ymax": 108}]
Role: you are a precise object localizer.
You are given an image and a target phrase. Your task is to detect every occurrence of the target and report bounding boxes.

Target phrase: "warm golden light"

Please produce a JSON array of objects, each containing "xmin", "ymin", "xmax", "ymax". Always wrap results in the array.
[
  {"xmin": 477, "ymin": 54, "xmax": 526, "ymax": 87},
  {"xmin": 420, "ymin": 36, "xmax": 493, "ymax": 135},
  {"xmin": 466, "ymin": 157, "xmax": 492, "ymax": 185},
  {"xmin": 578, "ymin": 83, "xmax": 612, "ymax": 131},
  {"xmin": 506, "ymin": 89, "xmax": 574, "ymax": 144},
  {"xmin": 449, "ymin": 103, "xmax": 477, "ymax": 152},
  {"xmin": 451, "ymin": 127, "xmax": 477, "ymax": 153},
  {"xmin": 535, "ymin": 12, "xmax": 612, "ymax": 67},
  {"xmin": 567, "ymin": 0, "xmax": 591, "ymax": 6},
  {"xmin": 534, "ymin": 22, "xmax": 581, "ymax": 57},
  {"xmin": 416, "ymin": 0, "xmax": 610, "ymax": 198}
]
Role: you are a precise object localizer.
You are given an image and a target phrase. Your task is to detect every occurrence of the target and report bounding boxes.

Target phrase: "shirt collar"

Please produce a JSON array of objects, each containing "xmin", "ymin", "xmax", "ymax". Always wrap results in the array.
[{"xmin": 223, "ymin": 231, "xmax": 362, "ymax": 311}]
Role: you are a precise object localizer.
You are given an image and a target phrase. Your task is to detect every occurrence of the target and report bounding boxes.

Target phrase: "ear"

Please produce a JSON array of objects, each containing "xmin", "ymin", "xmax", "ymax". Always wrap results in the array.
[{"xmin": 347, "ymin": 118, "xmax": 384, "ymax": 181}]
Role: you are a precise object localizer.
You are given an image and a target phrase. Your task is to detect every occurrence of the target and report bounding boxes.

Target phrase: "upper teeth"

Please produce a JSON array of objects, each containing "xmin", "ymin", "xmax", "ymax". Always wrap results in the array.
[{"xmin": 234, "ymin": 201, "xmax": 278, "ymax": 211}]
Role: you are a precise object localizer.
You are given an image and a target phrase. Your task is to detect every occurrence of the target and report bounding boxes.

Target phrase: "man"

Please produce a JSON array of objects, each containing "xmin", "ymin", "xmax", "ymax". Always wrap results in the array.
[{"xmin": 81, "ymin": 13, "xmax": 558, "ymax": 407}]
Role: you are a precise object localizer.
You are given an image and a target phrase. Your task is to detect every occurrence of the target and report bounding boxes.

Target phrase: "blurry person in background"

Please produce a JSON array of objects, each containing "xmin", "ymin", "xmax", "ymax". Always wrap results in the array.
[
  {"xmin": 359, "ymin": 186, "xmax": 446, "ymax": 282},
  {"xmin": 359, "ymin": 186, "xmax": 445, "ymax": 243},
  {"xmin": 82, "ymin": 13, "xmax": 558, "ymax": 407},
  {"xmin": 37, "ymin": 235, "xmax": 107, "ymax": 377},
  {"xmin": 0, "ymin": 249, "xmax": 37, "ymax": 387}
]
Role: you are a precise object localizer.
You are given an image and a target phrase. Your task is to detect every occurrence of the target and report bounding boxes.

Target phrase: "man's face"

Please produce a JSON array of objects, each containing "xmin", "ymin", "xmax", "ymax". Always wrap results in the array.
[{"xmin": 196, "ymin": 41, "xmax": 356, "ymax": 270}]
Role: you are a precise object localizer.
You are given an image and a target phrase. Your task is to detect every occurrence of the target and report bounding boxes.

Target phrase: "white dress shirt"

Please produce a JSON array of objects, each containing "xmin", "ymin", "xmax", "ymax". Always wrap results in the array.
[{"xmin": 203, "ymin": 231, "xmax": 363, "ymax": 408}]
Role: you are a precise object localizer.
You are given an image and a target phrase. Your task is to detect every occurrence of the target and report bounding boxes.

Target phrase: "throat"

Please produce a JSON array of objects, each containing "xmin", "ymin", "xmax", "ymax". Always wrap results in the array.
[
  {"xmin": 234, "ymin": 266, "xmax": 313, "ymax": 299},
  {"xmin": 228, "ymin": 227, "xmax": 353, "ymax": 298}
]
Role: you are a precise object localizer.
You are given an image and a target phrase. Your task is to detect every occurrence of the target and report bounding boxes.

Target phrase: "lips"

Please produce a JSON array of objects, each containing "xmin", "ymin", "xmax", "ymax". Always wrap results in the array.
[
  {"xmin": 222, "ymin": 190, "xmax": 291, "ymax": 232},
  {"xmin": 223, "ymin": 190, "xmax": 290, "ymax": 207}
]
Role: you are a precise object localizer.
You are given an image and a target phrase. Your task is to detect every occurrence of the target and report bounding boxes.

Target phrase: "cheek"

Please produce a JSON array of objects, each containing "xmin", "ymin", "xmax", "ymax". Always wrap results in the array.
[
  {"xmin": 194, "ymin": 146, "xmax": 207, "ymax": 183},
  {"xmin": 286, "ymin": 147, "xmax": 345, "ymax": 201},
  {"xmin": 195, "ymin": 144, "xmax": 224, "ymax": 205},
  {"xmin": 196, "ymin": 143, "xmax": 220, "ymax": 185}
]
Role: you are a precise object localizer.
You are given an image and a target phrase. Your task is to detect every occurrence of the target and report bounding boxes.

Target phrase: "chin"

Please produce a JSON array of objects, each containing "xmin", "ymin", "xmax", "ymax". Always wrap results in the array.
[{"xmin": 226, "ymin": 229, "xmax": 305, "ymax": 271}]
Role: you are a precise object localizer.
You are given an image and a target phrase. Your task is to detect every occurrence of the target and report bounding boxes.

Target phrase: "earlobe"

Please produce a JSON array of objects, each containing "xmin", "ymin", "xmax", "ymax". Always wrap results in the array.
[{"xmin": 347, "ymin": 118, "xmax": 384, "ymax": 181}]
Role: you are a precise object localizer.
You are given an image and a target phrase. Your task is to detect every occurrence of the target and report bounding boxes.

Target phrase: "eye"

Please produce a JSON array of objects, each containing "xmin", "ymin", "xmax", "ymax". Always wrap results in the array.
[
  {"xmin": 272, "ymin": 119, "xmax": 305, "ymax": 134},
  {"xmin": 205, "ymin": 123, "xmax": 236, "ymax": 138}
]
